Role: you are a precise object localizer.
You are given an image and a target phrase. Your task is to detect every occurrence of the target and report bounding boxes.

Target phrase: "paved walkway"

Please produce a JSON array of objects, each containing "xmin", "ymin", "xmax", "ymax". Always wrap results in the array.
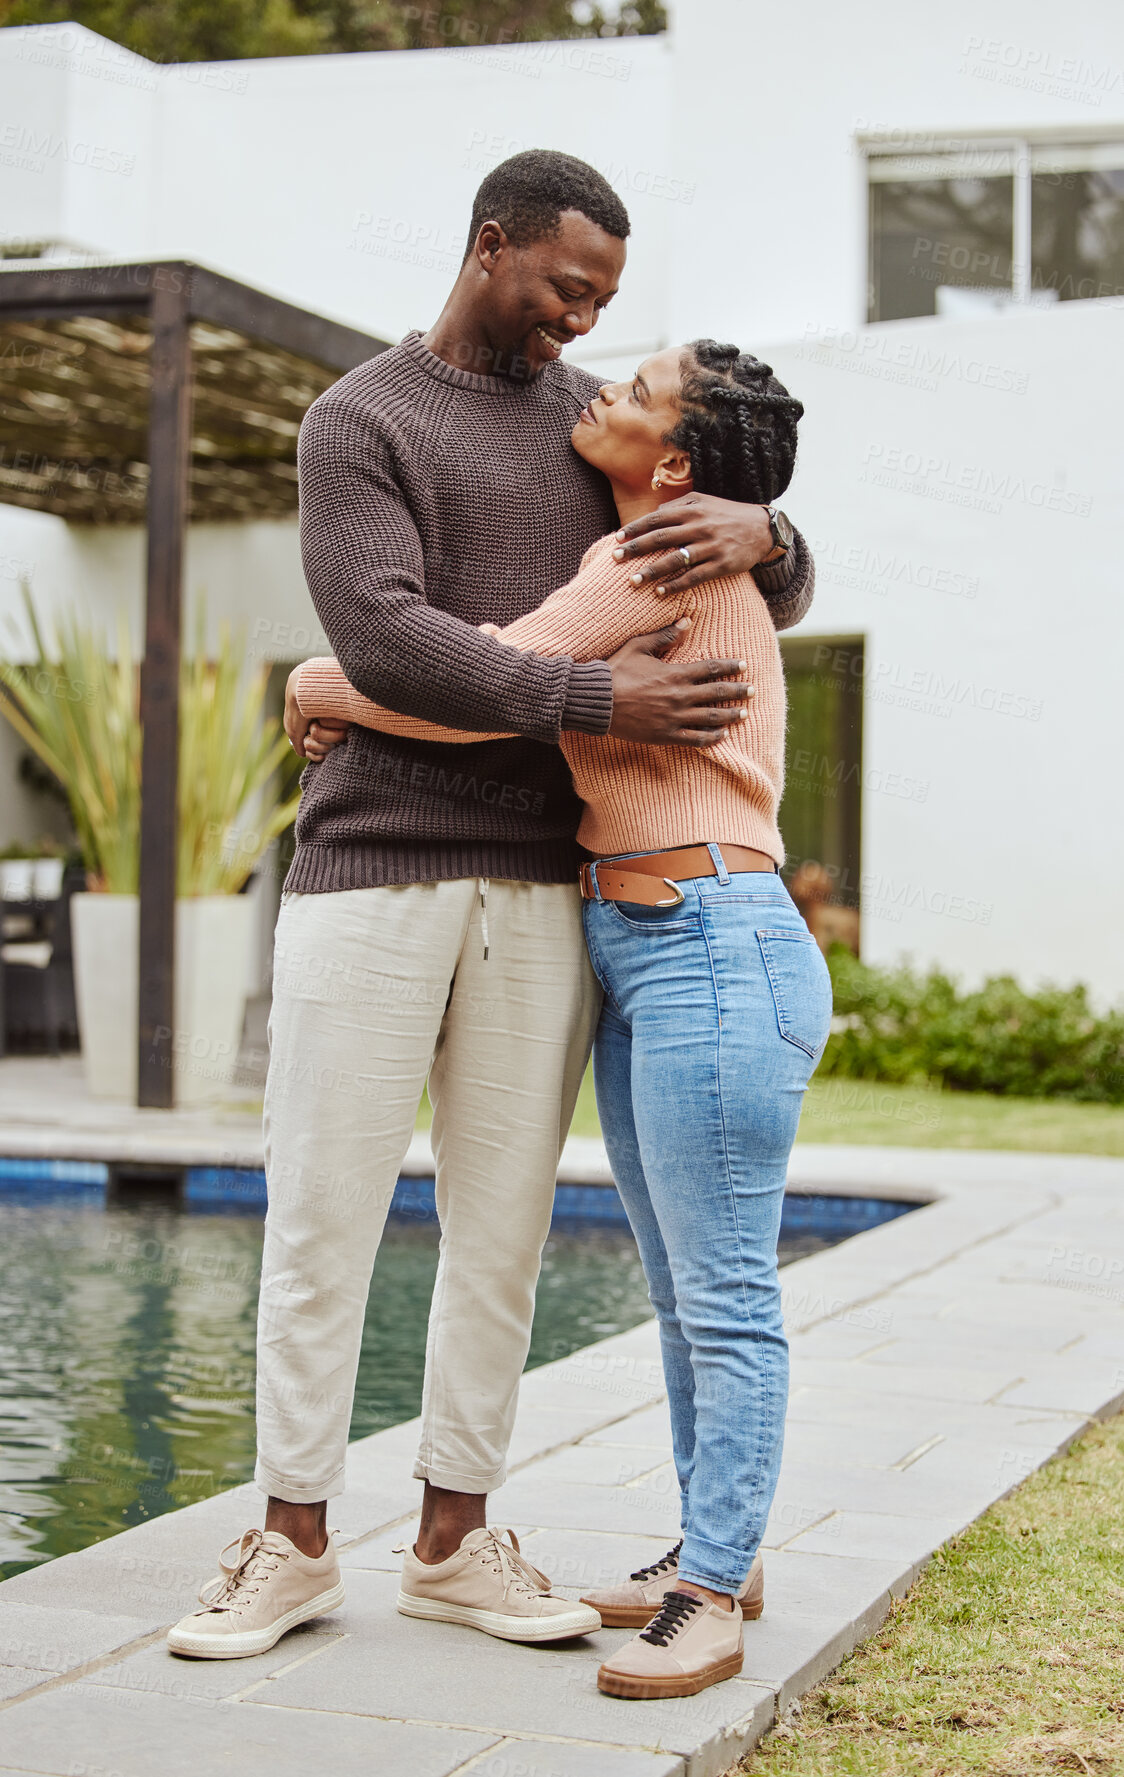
[{"xmin": 1, "ymin": 1093, "xmax": 1122, "ymax": 1772}]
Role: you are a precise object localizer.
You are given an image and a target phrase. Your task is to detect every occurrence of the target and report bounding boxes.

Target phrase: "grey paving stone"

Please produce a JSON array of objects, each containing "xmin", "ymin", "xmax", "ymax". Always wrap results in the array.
[
  {"xmin": 1055, "ymin": 1329, "xmax": 1124, "ymax": 1361},
  {"xmin": 673, "ymin": 1685, "xmax": 775, "ymax": 1777},
  {"xmin": 784, "ymin": 1386, "xmax": 1081, "ymax": 1441},
  {"xmin": 765, "ymin": 1459, "xmax": 1013, "ymax": 1533},
  {"xmin": 515, "ymin": 1364, "xmax": 665, "ymax": 1421},
  {"xmin": 784, "ymin": 1509, "xmax": 965, "ymax": 1567},
  {"xmin": 996, "ymin": 1363, "xmax": 1124, "ymax": 1417},
  {"xmin": 0, "ymin": 1665, "xmax": 53, "ymax": 1703},
  {"xmin": 788, "ymin": 1356, "xmax": 1025, "ymax": 1405},
  {"xmin": 506, "ymin": 1407, "xmax": 652, "ymax": 1467},
  {"xmin": 344, "ymin": 1417, "xmax": 425, "ymax": 1474},
  {"xmin": 531, "ymin": 1444, "xmax": 676, "ymax": 1491},
  {"xmin": 462, "ymin": 1741, "xmax": 684, "ymax": 1777},
  {"xmin": 243, "ymin": 1567, "xmax": 771, "ymax": 1756},
  {"xmin": 789, "ymin": 1321, "xmax": 902, "ymax": 1360},
  {"xmin": 579, "ymin": 1403, "xmax": 674, "ymax": 1448},
  {"xmin": 338, "ymin": 1522, "xmax": 420, "ymax": 1571},
  {"xmin": 777, "ymin": 1420, "xmax": 925, "ymax": 1471},
  {"xmin": 565, "ymin": 1442, "xmax": 671, "ymax": 1471},
  {"xmin": 858, "ymin": 1330, "xmax": 1070, "ymax": 1367},
  {"xmin": 921, "ymin": 1280, "xmax": 1123, "ymax": 1325},
  {"xmin": 0, "ymin": 1685, "xmax": 498, "ymax": 1776},
  {"xmin": 895, "ymin": 1429, "xmax": 1080, "ymax": 1496},
  {"xmin": 487, "ymin": 1476, "xmax": 681, "ymax": 1540},
  {"xmin": 859, "ymin": 1314, "xmax": 1088, "ymax": 1355},
  {"xmin": 737, "ymin": 1592, "xmax": 894, "ymax": 1711},
  {"xmin": 762, "ymin": 1547, "xmax": 914, "ymax": 1612},
  {"xmin": 85, "ymin": 1623, "xmax": 345, "ymax": 1700},
  {"xmin": 511, "ymin": 1528, "xmax": 679, "ymax": 1594},
  {"xmin": 0, "ymin": 1601, "xmax": 155, "ymax": 1676}
]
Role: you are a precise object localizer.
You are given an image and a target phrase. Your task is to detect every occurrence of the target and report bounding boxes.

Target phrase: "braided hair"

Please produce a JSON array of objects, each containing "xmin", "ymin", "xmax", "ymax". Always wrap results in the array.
[{"xmin": 667, "ymin": 340, "xmax": 803, "ymax": 505}]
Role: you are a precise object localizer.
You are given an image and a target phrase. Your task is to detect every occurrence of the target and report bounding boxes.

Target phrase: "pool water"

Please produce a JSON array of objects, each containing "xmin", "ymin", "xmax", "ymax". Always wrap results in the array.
[{"xmin": 0, "ymin": 1180, "xmax": 908, "ymax": 1579}]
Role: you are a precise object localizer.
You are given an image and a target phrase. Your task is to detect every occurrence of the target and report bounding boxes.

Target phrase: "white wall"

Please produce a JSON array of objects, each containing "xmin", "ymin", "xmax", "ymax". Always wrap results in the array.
[{"xmin": 768, "ymin": 298, "xmax": 1122, "ymax": 998}]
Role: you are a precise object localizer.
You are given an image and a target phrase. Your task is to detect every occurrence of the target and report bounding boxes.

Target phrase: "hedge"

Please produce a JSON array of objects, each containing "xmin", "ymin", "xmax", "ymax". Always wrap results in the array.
[{"xmin": 820, "ymin": 951, "xmax": 1124, "ymax": 1103}]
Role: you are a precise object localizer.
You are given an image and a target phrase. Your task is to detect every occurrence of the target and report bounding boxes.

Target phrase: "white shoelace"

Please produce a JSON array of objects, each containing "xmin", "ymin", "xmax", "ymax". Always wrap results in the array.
[
  {"xmin": 197, "ymin": 1528, "xmax": 290, "ymax": 1615},
  {"xmin": 476, "ymin": 1528, "xmax": 551, "ymax": 1601}
]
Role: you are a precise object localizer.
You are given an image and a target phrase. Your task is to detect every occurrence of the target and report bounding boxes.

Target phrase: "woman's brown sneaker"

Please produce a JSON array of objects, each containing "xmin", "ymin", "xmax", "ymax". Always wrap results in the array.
[
  {"xmin": 597, "ymin": 1588, "xmax": 744, "ymax": 1698},
  {"xmin": 166, "ymin": 1529, "xmax": 344, "ymax": 1659},
  {"xmin": 581, "ymin": 1543, "xmax": 764, "ymax": 1627},
  {"xmin": 397, "ymin": 1527, "xmax": 601, "ymax": 1643}
]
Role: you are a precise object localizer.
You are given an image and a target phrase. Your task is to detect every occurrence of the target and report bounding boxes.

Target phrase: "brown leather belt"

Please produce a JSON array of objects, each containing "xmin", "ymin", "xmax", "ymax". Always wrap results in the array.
[{"xmin": 579, "ymin": 844, "xmax": 777, "ymax": 908}]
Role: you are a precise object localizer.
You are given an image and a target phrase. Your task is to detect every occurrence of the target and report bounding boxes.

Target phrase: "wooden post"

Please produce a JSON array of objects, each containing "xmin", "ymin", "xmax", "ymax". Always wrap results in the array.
[{"xmin": 138, "ymin": 275, "xmax": 191, "ymax": 1107}]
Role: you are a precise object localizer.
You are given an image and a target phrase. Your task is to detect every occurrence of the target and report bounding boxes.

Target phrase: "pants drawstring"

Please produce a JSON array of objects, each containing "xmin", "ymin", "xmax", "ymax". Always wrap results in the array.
[{"xmin": 478, "ymin": 877, "xmax": 490, "ymax": 961}]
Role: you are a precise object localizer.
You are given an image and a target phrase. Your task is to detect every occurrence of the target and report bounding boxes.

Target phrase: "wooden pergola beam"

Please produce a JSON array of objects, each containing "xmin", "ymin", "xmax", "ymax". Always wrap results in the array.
[
  {"xmin": 137, "ymin": 279, "xmax": 191, "ymax": 1109},
  {"xmin": 0, "ymin": 261, "xmax": 380, "ymax": 370}
]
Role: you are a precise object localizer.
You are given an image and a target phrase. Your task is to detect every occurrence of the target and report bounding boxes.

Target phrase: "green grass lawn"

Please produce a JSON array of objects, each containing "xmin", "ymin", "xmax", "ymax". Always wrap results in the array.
[
  {"xmin": 730, "ymin": 1411, "xmax": 1124, "ymax": 1777},
  {"xmin": 795, "ymin": 1077, "xmax": 1124, "ymax": 1156},
  {"xmin": 417, "ymin": 1072, "xmax": 1124, "ymax": 1156}
]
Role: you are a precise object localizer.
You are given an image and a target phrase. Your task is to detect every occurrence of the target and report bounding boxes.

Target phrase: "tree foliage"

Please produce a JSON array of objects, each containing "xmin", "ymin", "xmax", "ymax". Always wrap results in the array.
[{"xmin": 0, "ymin": 0, "xmax": 667, "ymax": 61}]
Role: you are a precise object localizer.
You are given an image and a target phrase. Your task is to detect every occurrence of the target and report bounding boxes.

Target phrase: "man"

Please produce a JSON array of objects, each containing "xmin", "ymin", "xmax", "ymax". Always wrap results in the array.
[{"xmin": 168, "ymin": 150, "xmax": 814, "ymax": 1660}]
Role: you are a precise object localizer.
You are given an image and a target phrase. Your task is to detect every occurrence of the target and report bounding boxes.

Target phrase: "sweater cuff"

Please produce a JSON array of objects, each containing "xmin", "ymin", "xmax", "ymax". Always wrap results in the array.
[
  {"xmin": 561, "ymin": 659, "xmax": 613, "ymax": 736},
  {"xmin": 294, "ymin": 658, "xmax": 358, "ymax": 722},
  {"xmin": 754, "ymin": 537, "xmax": 800, "ymax": 597}
]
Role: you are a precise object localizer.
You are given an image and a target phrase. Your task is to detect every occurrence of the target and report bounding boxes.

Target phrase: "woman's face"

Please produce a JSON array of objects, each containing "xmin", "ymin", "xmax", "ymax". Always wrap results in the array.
[{"xmin": 571, "ymin": 346, "xmax": 691, "ymax": 495}]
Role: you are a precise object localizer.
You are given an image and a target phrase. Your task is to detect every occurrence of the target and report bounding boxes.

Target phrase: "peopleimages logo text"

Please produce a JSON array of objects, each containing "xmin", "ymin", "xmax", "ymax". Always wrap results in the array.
[
  {"xmin": 861, "ymin": 445, "xmax": 1092, "ymax": 517},
  {"xmin": 0, "ymin": 123, "xmax": 135, "ymax": 176}
]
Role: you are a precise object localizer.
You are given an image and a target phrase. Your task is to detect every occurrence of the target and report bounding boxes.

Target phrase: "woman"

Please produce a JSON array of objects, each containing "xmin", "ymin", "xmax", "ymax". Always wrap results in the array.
[{"xmin": 286, "ymin": 340, "xmax": 833, "ymax": 1701}]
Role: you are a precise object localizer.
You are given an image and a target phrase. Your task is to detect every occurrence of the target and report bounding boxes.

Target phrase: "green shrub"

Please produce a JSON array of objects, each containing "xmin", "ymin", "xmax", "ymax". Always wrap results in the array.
[{"xmin": 821, "ymin": 950, "xmax": 1124, "ymax": 1103}]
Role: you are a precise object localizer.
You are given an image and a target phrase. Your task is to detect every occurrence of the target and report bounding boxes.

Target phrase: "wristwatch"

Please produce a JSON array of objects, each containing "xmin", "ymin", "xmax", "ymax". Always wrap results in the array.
[{"xmin": 765, "ymin": 505, "xmax": 794, "ymax": 554}]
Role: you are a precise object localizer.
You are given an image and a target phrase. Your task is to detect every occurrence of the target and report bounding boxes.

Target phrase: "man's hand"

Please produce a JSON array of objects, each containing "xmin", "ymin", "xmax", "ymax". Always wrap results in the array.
[
  {"xmin": 611, "ymin": 494, "xmax": 778, "ymax": 595},
  {"xmin": 284, "ymin": 666, "xmax": 349, "ymax": 761},
  {"xmin": 608, "ymin": 619, "xmax": 754, "ymax": 748}
]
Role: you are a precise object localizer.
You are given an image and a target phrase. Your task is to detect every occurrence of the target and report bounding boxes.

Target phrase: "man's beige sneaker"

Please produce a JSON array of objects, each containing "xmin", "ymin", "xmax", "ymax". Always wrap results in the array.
[
  {"xmin": 397, "ymin": 1527, "xmax": 601, "ymax": 1643},
  {"xmin": 581, "ymin": 1540, "xmax": 764, "ymax": 1628},
  {"xmin": 597, "ymin": 1588, "xmax": 744, "ymax": 1698},
  {"xmin": 166, "ymin": 1528, "xmax": 345, "ymax": 1659}
]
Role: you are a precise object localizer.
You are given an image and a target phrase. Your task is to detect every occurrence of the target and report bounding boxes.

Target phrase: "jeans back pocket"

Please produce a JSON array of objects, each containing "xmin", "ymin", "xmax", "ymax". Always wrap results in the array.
[{"xmin": 756, "ymin": 929, "xmax": 833, "ymax": 1058}]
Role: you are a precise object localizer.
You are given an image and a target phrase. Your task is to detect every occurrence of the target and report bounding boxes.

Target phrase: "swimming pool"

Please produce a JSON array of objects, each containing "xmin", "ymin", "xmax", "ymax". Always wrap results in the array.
[{"xmin": 0, "ymin": 1164, "xmax": 912, "ymax": 1579}]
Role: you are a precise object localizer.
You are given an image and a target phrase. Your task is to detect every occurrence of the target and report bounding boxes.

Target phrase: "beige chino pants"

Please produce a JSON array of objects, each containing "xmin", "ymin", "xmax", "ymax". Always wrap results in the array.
[{"xmin": 256, "ymin": 878, "xmax": 601, "ymax": 1503}]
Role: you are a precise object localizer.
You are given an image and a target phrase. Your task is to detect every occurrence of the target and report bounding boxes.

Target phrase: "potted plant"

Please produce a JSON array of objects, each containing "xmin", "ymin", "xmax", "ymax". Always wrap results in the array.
[
  {"xmin": 0, "ymin": 838, "xmax": 67, "ymax": 902},
  {"xmin": 0, "ymin": 592, "xmax": 299, "ymax": 1104}
]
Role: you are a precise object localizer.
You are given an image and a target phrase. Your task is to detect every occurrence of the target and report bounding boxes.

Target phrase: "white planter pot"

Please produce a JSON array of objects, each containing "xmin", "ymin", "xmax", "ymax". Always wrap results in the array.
[
  {"xmin": 0, "ymin": 860, "xmax": 36, "ymax": 902},
  {"xmin": 71, "ymin": 893, "xmax": 256, "ymax": 1105},
  {"xmin": 33, "ymin": 858, "xmax": 65, "ymax": 899}
]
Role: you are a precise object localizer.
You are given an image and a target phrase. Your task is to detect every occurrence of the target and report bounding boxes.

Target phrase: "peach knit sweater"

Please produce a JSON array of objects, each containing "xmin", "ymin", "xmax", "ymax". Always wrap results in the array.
[{"xmin": 295, "ymin": 534, "xmax": 787, "ymax": 865}]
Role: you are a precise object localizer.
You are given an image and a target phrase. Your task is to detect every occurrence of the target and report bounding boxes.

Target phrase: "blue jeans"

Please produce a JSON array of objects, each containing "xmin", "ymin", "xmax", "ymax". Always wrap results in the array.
[{"xmin": 582, "ymin": 857, "xmax": 833, "ymax": 1594}]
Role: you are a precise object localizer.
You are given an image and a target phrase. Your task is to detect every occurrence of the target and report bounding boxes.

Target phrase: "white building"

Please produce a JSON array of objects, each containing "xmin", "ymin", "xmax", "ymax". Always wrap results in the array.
[{"xmin": 0, "ymin": 0, "xmax": 1121, "ymax": 999}]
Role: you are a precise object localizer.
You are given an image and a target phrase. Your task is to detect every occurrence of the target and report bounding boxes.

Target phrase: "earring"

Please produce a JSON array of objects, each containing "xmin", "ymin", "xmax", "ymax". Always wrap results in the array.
[{"xmin": 651, "ymin": 474, "xmax": 662, "ymax": 490}]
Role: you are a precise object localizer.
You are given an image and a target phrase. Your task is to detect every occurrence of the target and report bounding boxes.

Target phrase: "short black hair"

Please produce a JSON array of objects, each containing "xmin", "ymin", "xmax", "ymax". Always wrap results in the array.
[
  {"xmin": 465, "ymin": 150, "xmax": 630, "ymax": 259},
  {"xmin": 667, "ymin": 341, "xmax": 803, "ymax": 505}
]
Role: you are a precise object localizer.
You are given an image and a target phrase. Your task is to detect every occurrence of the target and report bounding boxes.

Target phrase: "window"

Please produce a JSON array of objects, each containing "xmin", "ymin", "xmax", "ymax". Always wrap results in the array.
[
  {"xmin": 778, "ymin": 636, "xmax": 863, "ymax": 949},
  {"xmin": 867, "ymin": 138, "xmax": 1124, "ymax": 321}
]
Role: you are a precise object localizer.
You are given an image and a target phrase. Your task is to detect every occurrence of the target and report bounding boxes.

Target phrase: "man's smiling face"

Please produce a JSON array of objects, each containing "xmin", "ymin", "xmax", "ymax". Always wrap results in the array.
[{"xmin": 476, "ymin": 209, "xmax": 626, "ymax": 376}]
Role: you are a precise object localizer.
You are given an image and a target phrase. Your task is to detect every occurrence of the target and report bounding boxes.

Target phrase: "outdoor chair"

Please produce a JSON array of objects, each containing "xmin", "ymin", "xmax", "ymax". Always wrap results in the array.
[{"xmin": 0, "ymin": 865, "xmax": 81, "ymax": 1056}]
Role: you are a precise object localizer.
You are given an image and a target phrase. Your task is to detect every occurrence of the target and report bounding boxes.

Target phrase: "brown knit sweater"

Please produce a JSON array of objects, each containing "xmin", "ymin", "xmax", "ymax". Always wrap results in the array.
[{"xmin": 288, "ymin": 330, "xmax": 814, "ymax": 892}]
